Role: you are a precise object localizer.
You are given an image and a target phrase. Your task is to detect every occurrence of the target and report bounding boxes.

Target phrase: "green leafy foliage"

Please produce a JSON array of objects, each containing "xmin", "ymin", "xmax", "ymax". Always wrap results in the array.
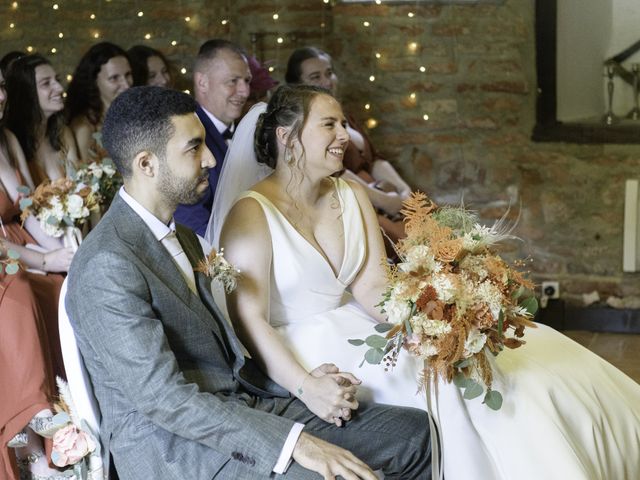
[
  {"xmin": 463, "ymin": 380, "xmax": 484, "ymax": 400},
  {"xmin": 374, "ymin": 323, "xmax": 393, "ymax": 333},
  {"xmin": 364, "ymin": 347, "xmax": 385, "ymax": 365},
  {"xmin": 348, "ymin": 339, "xmax": 365, "ymax": 346},
  {"xmin": 520, "ymin": 296, "xmax": 538, "ymax": 315},
  {"xmin": 365, "ymin": 334, "xmax": 388, "ymax": 349},
  {"xmin": 483, "ymin": 390, "xmax": 503, "ymax": 410}
]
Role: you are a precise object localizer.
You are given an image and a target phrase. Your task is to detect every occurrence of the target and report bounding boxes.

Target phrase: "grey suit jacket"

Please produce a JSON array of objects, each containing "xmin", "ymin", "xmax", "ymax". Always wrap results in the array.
[{"xmin": 66, "ymin": 195, "xmax": 296, "ymax": 480}]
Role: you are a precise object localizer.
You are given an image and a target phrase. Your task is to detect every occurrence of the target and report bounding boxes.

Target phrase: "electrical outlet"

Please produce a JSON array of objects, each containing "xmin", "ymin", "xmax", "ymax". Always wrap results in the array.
[{"xmin": 541, "ymin": 281, "xmax": 560, "ymax": 299}]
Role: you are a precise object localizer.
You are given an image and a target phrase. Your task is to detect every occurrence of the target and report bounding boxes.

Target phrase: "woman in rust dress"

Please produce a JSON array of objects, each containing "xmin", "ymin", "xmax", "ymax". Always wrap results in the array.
[{"xmin": 1, "ymin": 68, "xmax": 73, "ymax": 480}]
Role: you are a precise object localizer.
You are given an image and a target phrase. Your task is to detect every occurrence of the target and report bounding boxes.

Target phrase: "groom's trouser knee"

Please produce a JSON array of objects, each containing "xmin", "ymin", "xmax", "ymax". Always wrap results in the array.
[{"xmin": 286, "ymin": 401, "xmax": 431, "ymax": 480}]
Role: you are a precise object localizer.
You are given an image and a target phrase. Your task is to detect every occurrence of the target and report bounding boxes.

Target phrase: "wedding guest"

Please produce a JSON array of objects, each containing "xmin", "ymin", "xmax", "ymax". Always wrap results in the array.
[
  {"xmin": 0, "ymin": 64, "xmax": 72, "ymax": 480},
  {"xmin": 243, "ymin": 56, "xmax": 278, "ymax": 115},
  {"xmin": 65, "ymin": 85, "xmax": 431, "ymax": 479},
  {"xmin": 65, "ymin": 42, "xmax": 132, "ymax": 162},
  {"xmin": 174, "ymin": 39, "xmax": 251, "ymax": 236},
  {"xmin": 127, "ymin": 45, "xmax": 172, "ymax": 88},
  {"xmin": 0, "ymin": 51, "xmax": 24, "ymax": 76},
  {"xmin": 286, "ymin": 46, "xmax": 411, "ymax": 248},
  {"xmin": 4, "ymin": 54, "xmax": 79, "ymax": 185}
]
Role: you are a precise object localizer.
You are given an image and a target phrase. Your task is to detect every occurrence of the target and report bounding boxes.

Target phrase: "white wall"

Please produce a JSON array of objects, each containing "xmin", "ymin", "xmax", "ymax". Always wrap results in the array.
[{"xmin": 556, "ymin": 0, "xmax": 640, "ymax": 122}]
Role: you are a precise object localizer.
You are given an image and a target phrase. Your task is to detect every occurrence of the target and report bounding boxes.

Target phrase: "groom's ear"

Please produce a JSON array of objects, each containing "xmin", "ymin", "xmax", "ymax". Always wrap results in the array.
[{"xmin": 133, "ymin": 150, "xmax": 158, "ymax": 178}]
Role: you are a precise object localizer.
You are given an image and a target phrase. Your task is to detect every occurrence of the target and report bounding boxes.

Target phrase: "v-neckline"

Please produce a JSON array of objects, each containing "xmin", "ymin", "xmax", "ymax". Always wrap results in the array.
[{"xmin": 248, "ymin": 179, "xmax": 347, "ymax": 280}]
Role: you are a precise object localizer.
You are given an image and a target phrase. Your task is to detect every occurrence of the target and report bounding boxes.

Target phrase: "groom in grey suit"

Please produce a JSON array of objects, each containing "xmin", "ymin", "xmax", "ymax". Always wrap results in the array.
[{"xmin": 66, "ymin": 86, "xmax": 431, "ymax": 479}]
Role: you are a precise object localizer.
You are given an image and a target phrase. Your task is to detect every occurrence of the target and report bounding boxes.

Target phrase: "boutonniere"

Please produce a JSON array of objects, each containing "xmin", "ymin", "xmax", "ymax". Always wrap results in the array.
[{"xmin": 195, "ymin": 248, "xmax": 240, "ymax": 293}]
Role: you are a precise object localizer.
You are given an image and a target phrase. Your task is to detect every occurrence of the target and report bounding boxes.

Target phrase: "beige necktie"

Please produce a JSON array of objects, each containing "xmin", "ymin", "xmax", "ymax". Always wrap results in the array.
[{"xmin": 161, "ymin": 230, "xmax": 197, "ymax": 295}]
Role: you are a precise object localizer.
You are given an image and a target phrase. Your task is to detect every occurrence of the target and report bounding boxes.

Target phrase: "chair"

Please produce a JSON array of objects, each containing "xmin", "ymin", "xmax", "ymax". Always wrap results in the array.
[{"xmin": 58, "ymin": 278, "xmax": 106, "ymax": 479}]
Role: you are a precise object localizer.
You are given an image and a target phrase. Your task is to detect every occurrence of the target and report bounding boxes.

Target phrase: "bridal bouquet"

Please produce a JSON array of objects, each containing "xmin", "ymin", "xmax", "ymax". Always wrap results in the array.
[
  {"xmin": 350, "ymin": 193, "xmax": 538, "ymax": 410},
  {"xmin": 73, "ymin": 158, "xmax": 121, "ymax": 210},
  {"xmin": 19, "ymin": 178, "xmax": 98, "ymax": 238},
  {"xmin": 50, "ymin": 377, "xmax": 103, "ymax": 480}
]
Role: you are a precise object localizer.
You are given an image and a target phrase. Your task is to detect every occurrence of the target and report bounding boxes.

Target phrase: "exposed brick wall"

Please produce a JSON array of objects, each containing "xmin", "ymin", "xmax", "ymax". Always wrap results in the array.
[{"xmin": 2, "ymin": 0, "xmax": 639, "ymax": 304}]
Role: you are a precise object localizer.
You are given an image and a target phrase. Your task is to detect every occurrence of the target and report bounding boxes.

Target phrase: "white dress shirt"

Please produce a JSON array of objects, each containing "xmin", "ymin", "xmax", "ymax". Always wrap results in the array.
[
  {"xmin": 118, "ymin": 187, "xmax": 303, "ymax": 474},
  {"xmin": 199, "ymin": 106, "xmax": 235, "ymax": 145}
]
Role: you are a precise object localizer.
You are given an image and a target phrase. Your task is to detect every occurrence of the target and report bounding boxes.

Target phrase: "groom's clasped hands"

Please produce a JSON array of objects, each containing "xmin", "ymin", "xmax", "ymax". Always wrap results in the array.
[{"xmin": 300, "ymin": 363, "xmax": 361, "ymax": 427}]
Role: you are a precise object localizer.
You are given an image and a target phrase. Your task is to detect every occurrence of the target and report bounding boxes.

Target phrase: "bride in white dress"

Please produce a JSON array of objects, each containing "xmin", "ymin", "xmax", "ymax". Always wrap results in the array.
[{"xmin": 209, "ymin": 86, "xmax": 640, "ymax": 480}]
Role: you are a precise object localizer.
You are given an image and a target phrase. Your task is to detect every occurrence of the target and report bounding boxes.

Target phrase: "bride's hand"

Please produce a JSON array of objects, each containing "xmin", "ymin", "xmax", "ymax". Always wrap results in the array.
[
  {"xmin": 43, "ymin": 247, "xmax": 75, "ymax": 273},
  {"xmin": 300, "ymin": 364, "xmax": 361, "ymax": 426}
]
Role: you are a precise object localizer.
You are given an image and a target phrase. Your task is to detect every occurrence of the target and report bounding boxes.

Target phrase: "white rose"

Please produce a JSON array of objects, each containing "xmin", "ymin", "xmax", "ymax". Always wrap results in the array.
[
  {"xmin": 66, "ymin": 194, "xmax": 87, "ymax": 219},
  {"xmin": 102, "ymin": 163, "xmax": 116, "ymax": 176},
  {"xmin": 463, "ymin": 328, "xmax": 487, "ymax": 357},
  {"xmin": 40, "ymin": 217, "xmax": 63, "ymax": 237}
]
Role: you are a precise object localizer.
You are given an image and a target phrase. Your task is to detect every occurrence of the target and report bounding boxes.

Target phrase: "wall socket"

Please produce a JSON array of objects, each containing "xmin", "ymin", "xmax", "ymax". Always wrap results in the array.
[{"xmin": 541, "ymin": 281, "xmax": 560, "ymax": 299}]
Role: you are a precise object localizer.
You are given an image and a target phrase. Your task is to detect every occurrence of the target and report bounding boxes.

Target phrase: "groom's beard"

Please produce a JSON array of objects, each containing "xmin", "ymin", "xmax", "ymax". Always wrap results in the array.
[{"xmin": 158, "ymin": 164, "xmax": 210, "ymax": 206}]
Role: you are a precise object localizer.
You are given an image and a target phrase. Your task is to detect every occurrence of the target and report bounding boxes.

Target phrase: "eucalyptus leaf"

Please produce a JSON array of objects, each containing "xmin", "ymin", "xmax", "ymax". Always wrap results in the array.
[
  {"xmin": 364, "ymin": 347, "xmax": 385, "ymax": 365},
  {"xmin": 455, "ymin": 358, "xmax": 471, "ymax": 369},
  {"xmin": 483, "ymin": 389, "xmax": 503, "ymax": 410},
  {"xmin": 453, "ymin": 373, "xmax": 470, "ymax": 389},
  {"xmin": 365, "ymin": 334, "xmax": 388, "ymax": 349},
  {"xmin": 374, "ymin": 322, "xmax": 393, "ymax": 333},
  {"xmin": 348, "ymin": 339, "xmax": 365, "ymax": 346},
  {"xmin": 7, "ymin": 249, "xmax": 20, "ymax": 260},
  {"xmin": 62, "ymin": 215, "xmax": 74, "ymax": 226},
  {"xmin": 17, "ymin": 185, "xmax": 31, "ymax": 195},
  {"xmin": 463, "ymin": 381, "xmax": 484, "ymax": 400},
  {"xmin": 46, "ymin": 215, "xmax": 59, "ymax": 225},
  {"xmin": 5, "ymin": 263, "xmax": 19, "ymax": 274},
  {"xmin": 497, "ymin": 310, "xmax": 504, "ymax": 338},
  {"xmin": 19, "ymin": 197, "xmax": 33, "ymax": 210},
  {"xmin": 520, "ymin": 296, "xmax": 539, "ymax": 315},
  {"xmin": 404, "ymin": 317, "xmax": 413, "ymax": 336},
  {"xmin": 511, "ymin": 285, "xmax": 524, "ymax": 299}
]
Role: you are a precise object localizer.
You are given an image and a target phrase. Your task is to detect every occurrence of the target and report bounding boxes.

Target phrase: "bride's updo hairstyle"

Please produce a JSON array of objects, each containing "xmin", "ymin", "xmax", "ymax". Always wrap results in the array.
[{"xmin": 255, "ymin": 84, "xmax": 330, "ymax": 169}]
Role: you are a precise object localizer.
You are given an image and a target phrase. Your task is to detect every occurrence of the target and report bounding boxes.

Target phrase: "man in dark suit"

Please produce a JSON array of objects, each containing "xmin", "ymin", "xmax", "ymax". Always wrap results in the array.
[
  {"xmin": 174, "ymin": 39, "xmax": 251, "ymax": 236},
  {"xmin": 66, "ymin": 86, "xmax": 431, "ymax": 479}
]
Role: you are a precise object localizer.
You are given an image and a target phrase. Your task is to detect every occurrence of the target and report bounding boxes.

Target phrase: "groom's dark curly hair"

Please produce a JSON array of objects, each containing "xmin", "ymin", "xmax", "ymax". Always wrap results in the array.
[{"xmin": 102, "ymin": 86, "xmax": 197, "ymax": 178}]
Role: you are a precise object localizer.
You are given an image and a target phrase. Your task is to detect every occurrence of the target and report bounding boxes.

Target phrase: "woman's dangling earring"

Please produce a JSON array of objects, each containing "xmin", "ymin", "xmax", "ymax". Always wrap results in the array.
[{"xmin": 285, "ymin": 149, "xmax": 294, "ymax": 165}]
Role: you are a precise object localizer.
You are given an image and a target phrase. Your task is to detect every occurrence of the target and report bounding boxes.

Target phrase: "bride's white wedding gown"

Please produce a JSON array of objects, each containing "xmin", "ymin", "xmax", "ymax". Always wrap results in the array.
[{"xmin": 237, "ymin": 177, "xmax": 640, "ymax": 480}]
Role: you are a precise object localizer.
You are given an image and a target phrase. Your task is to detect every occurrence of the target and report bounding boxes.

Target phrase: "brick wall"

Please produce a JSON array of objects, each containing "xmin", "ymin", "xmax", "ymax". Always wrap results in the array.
[{"xmin": 3, "ymin": 0, "xmax": 639, "ymax": 304}]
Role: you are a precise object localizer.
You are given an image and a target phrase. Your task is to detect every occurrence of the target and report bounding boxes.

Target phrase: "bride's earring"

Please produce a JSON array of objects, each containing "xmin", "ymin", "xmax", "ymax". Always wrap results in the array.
[{"xmin": 285, "ymin": 149, "xmax": 294, "ymax": 165}]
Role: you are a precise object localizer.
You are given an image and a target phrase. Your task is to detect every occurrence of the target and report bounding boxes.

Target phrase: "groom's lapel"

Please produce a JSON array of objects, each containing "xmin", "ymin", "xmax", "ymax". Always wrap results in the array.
[{"xmin": 111, "ymin": 197, "xmax": 224, "ymax": 339}]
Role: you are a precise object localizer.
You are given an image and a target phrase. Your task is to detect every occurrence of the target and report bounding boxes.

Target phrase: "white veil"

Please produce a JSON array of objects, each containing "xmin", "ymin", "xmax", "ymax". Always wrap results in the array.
[{"xmin": 204, "ymin": 102, "xmax": 274, "ymax": 247}]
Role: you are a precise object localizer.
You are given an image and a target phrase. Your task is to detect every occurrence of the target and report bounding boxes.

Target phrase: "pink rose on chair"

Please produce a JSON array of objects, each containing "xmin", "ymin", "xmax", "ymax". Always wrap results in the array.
[{"xmin": 51, "ymin": 424, "xmax": 96, "ymax": 467}]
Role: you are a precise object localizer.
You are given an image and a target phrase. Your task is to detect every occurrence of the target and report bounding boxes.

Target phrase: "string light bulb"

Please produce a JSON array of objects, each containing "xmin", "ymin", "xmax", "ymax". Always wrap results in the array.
[
  {"xmin": 66, "ymin": 74, "xmax": 72, "ymax": 81},
  {"xmin": 180, "ymin": 67, "xmax": 187, "ymax": 74},
  {"xmin": 363, "ymin": 21, "xmax": 370, "ymax": 27},
  {"xmin": 369, "ymin": 75, "xmax": 375, "ymax": 82},
  {"xmin": 26, "ymin": 46, "xmax": 33, "ymax": 52},
  {"xmin": 171, "ymin": 40, "xmax": 177, "ymax": 46},
  {"xmin": 408, "ymin": 12, "xmax": 414, "ymax": 18},
  {"xmin": 137, "ymin": 11, "xmax": 144, "ymax": 17},
  {"xmin": 184, "ymin": 16, "xmax": 191, "ymax": 22},
  {"xmin": 52, "ymin": 3, "xmax": 59, "ymax": 10},
  {"xmin": 408, "ymin": 42, "xmax": 418, "ymax": 52},
  {"xmin": 93, "ymin": 32, "xmax": 100, "ymax": 39},
  {"xmin": 323, "ymin": 0, "xmax": 329, "ymax": 3},
  {"xmin": 410, "ymin": 92, "xmax": 416, "ymax": 100},
  {"xmin": 419, "ymin": 65, "xmax": 427, "ymax": 73},
  {"xmin": 268, "ymin": 66, "xmax": 275, "ymax": 72},
  {"xmin": 277, "ymin": 37, "xmax": 284, "ymax": 44},
  {"xmin": 144, "ymin": 33, "xmax": 151, "ymax": 40},
  {"xmin": 11, "ymin": 2, "xmax": 18, "ymax": 9},
  {"xmin": 9, "ymin": 23, "xmax": 15, "ymax": 28},
  {"xmin": 51, "ymin": 47, "xmax": 57, "ymax": 54},
  {"xmin": 375, "ymin": 0, "xmax": 381, "ymax": 3},
  {"xmin": 221, "ymin": 19, "xmax": 228, "ymax": 25},
  {"xmin": 272, "ymin": 13, "xmax": 279, "ymax": 20},
  {"xmin": 364, "ymin": 103, "xmax": 371, "ymax": 110},
  {"xmin": 366, "ymin": 118, "xmax": 378, "ymax": 129},
  {"xmin": 58, "ymin": 32, "xmax": 64, "ymax": 38},
  {"xmin": 423, "ymin": 114, "xmax": 429, "ymax": 121},
  {"xmin": 184, "ymin": 89, "xmax": 191, "ymax": 95},
  {"xmin": 375, "ymin": 52, "xmax": 381, "ymax": 59},
  {"xmin": 90, "ymin": 13, "xmax": 95, "ymax": 19}
]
